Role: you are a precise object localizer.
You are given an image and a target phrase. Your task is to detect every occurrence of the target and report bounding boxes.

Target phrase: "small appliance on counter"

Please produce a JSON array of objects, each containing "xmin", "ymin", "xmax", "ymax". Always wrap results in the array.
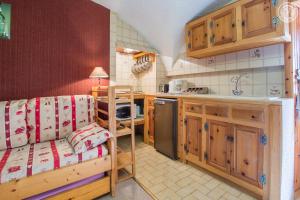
[
  {"xmin": 183, "ymin": 87, "xmax": 209, "ymax": 95},
  {"xmin": 168, "ymin": 80, "xmax": 188, "ymax": 94},
  {"xmin": 159, "ymin": 84, "xmax": 169, "ymax": 93}
]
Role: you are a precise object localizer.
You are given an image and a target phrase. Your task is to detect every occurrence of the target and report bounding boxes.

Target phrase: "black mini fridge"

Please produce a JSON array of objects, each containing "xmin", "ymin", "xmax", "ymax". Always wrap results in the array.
[{"xmin": 154, "ymin": 98, "xmax": 178, "ymax": 160}]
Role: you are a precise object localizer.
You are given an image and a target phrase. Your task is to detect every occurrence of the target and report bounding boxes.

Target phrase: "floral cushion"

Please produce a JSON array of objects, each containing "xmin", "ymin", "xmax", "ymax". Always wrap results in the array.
[
  {"xmin": 27, "ymin": 95, "xmax": 94, "ymax": 144},
  {"xmin": 0, "ymin": 138, "xmax": 108, "ymax": 184},
  {"xmin": 0, "ymin": 100, "xmax": 28, "ymax": 150},
  {"xmin": 67, "ymin": 123, "xmax": 112, "ymax": 154}
]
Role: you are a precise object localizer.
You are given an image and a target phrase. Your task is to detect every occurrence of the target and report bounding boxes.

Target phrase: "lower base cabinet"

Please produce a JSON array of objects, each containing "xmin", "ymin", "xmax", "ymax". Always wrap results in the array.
[
  {"xmin": 206, "ymin": 121, "xmax": 232, "ymax": 172},
  {"xmin": 183, "ymin": 106, "xmax": 266, "ymax": 195},
  {"xmin": 231, "ymin": 125, "xmax": 264, "ymax": 188}
]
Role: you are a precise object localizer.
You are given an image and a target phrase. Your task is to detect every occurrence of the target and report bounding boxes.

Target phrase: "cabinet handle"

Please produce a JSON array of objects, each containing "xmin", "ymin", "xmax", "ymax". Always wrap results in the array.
[
  {"xmin": 242, "ymin": 21, "xmax": 245, "ymax": 27},
  {"xmin": 227, "ymin": 136, "xmax": 234, "ymax": 142},
  {"xmin": 232, "ymin": 23, "xmax": 235, "ymax": 28}
]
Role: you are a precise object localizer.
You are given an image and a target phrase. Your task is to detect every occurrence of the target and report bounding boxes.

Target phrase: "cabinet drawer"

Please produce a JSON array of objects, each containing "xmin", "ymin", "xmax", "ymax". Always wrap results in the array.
[
  {"xmin": 185, "ymin": 104, "xmax": 203, "ymax": 114},
  {"xmin": 205, "ymin": 105, "xmax": 229, "ymax": 117},
  {"xmin": 232, "ymin": 108, "xmax": 264, "ymax": 122}
]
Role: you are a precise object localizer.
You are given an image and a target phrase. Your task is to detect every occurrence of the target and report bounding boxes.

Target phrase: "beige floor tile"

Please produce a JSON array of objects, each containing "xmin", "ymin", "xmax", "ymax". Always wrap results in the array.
[
  {"xmin": 239, "ymin": 193, "xmax": 257, "ymax": 200},
  {"xmin": 176, "ymin": 176, "xmax": 194, "ymax": 187},
  {"xmin": 207, "ymin": 187, "xmax": 226, "ymax": 200},
  {"xmin": 176, "ymin": 185, "xmax": 197, "ymax": 197},
  {"xmin": 205, "ymin": 178, "xmax": 221, "ymax": 190},
  {"xmin": 222, "ymin": 193, "xmax": 241, "ymax": 200},
  {"xmin": 191, "ymin": 190, "xmax": 211, "ymax": 200},
  {"xmin": 156, "ymin": 188, "xmax": 181, "ymax": 200},
  {"xmin": 135, "ymin": 146, "xmax": 258, "ymax": 200},
  {"xmin": 217, "ymin": 183, "xmax": 241, "ymax": 197},
  {"xmin": 190, "ymin": 183, "xmax": 210, "ymax": 195},
  {"xmin": 149, "ymin": 183, "xmax": 167, "ymax": 194}
]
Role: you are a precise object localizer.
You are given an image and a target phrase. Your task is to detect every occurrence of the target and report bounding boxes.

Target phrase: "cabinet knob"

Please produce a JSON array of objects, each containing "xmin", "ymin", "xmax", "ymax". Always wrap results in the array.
[
  {"xmin": 232, "ymin": 23, "xmax": 235, "ymax": 28},
  {"xmin": 242, "ymin": 21, "xmax": 245, "ymax": 27},
  {"xmin": 243, "ymin": 159, "xmax": 249, "ymax": 165},
  {"xmin": 210, "ymin": 136, "xmax": 214, "ymax": 140},
  {"xmin": 241, "ymin": 172, "xmax": 246, "ymax": 176}
]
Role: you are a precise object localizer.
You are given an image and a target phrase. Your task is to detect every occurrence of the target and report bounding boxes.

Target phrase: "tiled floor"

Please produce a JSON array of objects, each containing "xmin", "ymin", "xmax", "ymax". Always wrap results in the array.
[
  {"xmin": 99, "ymin": 179, "xmax": 152, "ymax": 200},
  {"xmin": 135, "ymin": 146, "xmax": 259, "ymax": 200}
]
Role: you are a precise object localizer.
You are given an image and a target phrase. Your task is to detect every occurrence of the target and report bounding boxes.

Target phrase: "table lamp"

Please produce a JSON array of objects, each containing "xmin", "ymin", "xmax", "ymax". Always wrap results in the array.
[{"xmin": 89, "ymin": 67, "xmax": 109, "ymax": 88}]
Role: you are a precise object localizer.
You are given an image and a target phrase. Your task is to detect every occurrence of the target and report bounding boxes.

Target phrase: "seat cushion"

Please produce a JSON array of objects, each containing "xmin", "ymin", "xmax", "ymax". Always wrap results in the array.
[
  {"xmin": 0, "ymin": 100, "xmax": 28, "ymax": 150},
  {"xmin": 67, "ymin": 123, "xmax": 112, "ymax": 154},
  {"xmin": 27, "ymin": 95, "xmax": 95, "ymax": 144},
  {"xmin": 0, "ymin": 138, "xmax": 108, "ymax": 184}
]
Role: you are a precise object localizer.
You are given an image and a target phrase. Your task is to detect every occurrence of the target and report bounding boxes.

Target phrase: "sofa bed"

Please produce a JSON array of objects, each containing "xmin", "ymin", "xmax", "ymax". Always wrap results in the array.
[{"xmin": 0, "ymin": 95, "xmax": 116, "ymax": 199}]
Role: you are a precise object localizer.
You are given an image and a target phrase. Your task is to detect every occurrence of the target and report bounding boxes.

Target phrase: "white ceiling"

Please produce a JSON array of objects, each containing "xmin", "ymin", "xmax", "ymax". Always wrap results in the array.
[{"xmin": 92, "ymin": 0, "xmax": 232, "ymax": 60}]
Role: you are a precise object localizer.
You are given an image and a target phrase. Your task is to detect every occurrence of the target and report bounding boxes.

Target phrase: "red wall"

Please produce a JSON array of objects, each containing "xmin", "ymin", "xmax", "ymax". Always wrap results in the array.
[{"xmin": 0, "ymin": 0, "xmax": 110, "ymax": 101}]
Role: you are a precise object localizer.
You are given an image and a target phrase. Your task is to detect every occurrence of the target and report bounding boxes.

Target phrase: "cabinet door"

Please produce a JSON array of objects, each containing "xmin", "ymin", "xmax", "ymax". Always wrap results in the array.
[
  {"xmin": 188, "ymin": 21, "xmax": 208, "ymax": 51},
  {"xmin": 206, "ymin": 121, "xmax": 232, "ymax": 172},
  {"xmin": 231, "ymin": 125, "xmax": 264, "ymax": 187},
  {"xmin": 185, "ymin": 116, "xmax": 202, "ymax": 159},
  {"xmin": 148, "ymin": 106, "xmax": 155, "ymax": 143},
  {"xmin": 211, "ymin": 8, "xmax": 236, "ymax": 46},
  {"xmin": 242, "ymin": 0, "xmax": 275, "ymax": 38}
]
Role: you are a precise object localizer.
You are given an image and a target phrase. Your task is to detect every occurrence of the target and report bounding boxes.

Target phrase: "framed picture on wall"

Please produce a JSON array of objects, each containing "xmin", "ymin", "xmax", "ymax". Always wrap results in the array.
[{"xmin": 0, "ymin": 2, "xmax": 11, "ymax": 39}]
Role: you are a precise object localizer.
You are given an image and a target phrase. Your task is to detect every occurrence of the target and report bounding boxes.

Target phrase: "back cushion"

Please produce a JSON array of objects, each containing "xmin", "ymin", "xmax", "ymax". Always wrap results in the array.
[
  {"xmin": 0, "ymin": 100, "xmax": 28, "ymax": 150},
  {"xmin": 27, "ymin": 95, "xmax": 94, "ymax": 144}
]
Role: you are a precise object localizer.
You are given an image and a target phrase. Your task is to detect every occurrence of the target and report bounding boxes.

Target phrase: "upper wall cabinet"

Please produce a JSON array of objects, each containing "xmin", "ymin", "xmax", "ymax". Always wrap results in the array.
[
  {"xmin": 242, "ymin": 0, "xmax": 275, "ymax": 38},
  {"xmin": 211, "ymin": 8, "xmax": 236, "ymax": 46},
  {"xmin": 187, "ymin": 20, "xmax": 208, "ymax": 51},
  {"xmin": 186, "ymin": 0, "xmax": 290, "ymax": 58}
]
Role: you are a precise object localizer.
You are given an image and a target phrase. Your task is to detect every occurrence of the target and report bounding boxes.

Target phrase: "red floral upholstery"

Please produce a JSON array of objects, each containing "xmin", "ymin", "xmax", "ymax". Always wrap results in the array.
[
  {"xmin": 0, "ymin": 100, "xmax": 28, "ymax": 150},
  {"xmin": 0, "ymin": 138, "xmax": 108, "ymax": 184},
  {"xmin": 27, "ymin": 95, "xmax": 95, "ymax": 144}
]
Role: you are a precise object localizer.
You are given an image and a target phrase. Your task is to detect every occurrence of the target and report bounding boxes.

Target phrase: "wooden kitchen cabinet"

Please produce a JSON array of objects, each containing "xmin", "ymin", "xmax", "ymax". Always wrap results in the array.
[
  {"xmin": 185, "ymin": 115, "xmax": 202, "ymax": 159},
  {"xmin": 211, "ymin": 8, "xmax": 236, "ymax": 46},
  {"xmin": 206, "ymin": 120, "xmax": 232, "ymax": 172},
  {"xmin": 187, "ymin": 20, "xmax": 208, "ymax": 50},
  {"xmin": 241, "ymin": 0, "xmax": 275, "ymax": 38},
  {"xmin": 148, "ymin": 106, "xmax": 155, "ymax": 144},
  {"xmin": 144, "ymin": 96, "xmax": 155, "ymax": 144},
  {"xmin": 186, "ymin": 0, "xmax": 290, "ymax": 58},
  {"xmin": 230, "ymin": 125, "xmax": 264, "ymax": 188}
]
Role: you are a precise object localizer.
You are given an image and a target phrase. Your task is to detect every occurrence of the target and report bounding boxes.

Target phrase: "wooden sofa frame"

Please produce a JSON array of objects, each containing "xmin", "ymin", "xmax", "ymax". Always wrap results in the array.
[
  {"xmin": 0, "ymin": 138, "xmax": 116, "ymax": 200},
  {"xmin": 0, "ymin": 93, "xmax": 117, "ymax": 200}
]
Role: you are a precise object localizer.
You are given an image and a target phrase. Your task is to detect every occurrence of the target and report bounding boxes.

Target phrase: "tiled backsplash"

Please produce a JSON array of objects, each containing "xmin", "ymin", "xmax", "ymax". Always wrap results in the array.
[
  {"xmin": 110, "ymin": 12, "xmax": 167, "ymax": 92},
  {"xmin": 166, "ymin": 44, "xmax": 285, "ymax": 97}
]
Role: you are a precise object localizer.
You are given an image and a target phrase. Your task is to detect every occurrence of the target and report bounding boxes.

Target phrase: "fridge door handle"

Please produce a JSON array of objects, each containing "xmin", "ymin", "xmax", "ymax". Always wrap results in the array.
[{"xmin": 155, "ymin": 100, "xmax": 165, "ymax": 105}]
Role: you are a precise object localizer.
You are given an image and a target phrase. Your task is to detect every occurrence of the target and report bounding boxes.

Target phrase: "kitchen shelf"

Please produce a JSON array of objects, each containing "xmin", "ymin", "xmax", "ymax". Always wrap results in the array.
[
  {"xmin": 120, "ymin": 118, "xmax": 144, "ymax": 126},
  {"xmin": 116, "ymin": 127, "xmax": 133, "ymax": 138}
]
